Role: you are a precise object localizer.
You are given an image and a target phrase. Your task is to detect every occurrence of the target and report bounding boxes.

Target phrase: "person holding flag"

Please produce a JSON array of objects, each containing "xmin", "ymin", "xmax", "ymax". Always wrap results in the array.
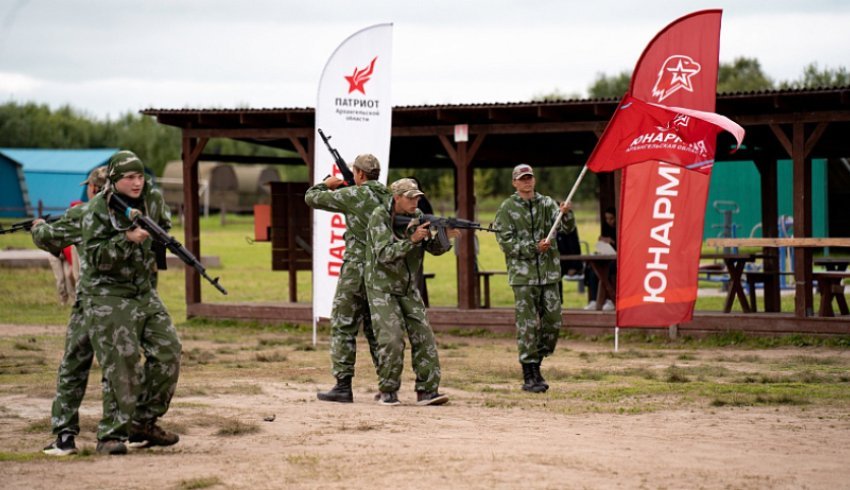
[
  {"xmin": 494, "ymin": 164, "xmax": 575, "ymax": 393},
  {"xmin": 304, "ymin": 154, "xmax": 391, "ymax": 403}
]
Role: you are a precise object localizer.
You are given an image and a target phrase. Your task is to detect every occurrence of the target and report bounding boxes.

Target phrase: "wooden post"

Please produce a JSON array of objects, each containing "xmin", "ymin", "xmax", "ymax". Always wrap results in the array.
[
  {"xmin": 182, "ymin": 135, "xmax": 208, "ymax": 310},
  {"xmin": 792, "ymin": 123, "xmax": 813, "ymax": 316},
  {"xmin": 754, "ymin": 157, "xmax": 780, "ymax": 312},
  {"xmin": 439, "ymin": 132, "xmax": 485, "ymax": 309}
]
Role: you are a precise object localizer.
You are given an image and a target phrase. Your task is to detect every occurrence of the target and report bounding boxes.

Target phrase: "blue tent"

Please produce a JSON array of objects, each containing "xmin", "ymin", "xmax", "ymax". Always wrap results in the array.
[
  {"xmin": 0, "ymin": 154, "xmax": 31, "ymax": 218},
  {"xmin": 0, "ymin": 148, "xmax": 118, "ymax": 216}
]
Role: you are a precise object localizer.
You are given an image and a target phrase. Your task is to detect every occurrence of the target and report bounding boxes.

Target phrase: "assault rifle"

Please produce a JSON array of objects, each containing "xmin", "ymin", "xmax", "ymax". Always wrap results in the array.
[
  {"xmin": 317, "ymin": 128, "xmax": 356, "ymax": 187},
  {"xmin": 108, "ymin": 193, "xmax": 228, "ymax": 295},
  {"xmin": 394, "ymin": 214, "xmax": 499, "ymax": 249},
  {"xmin": 0, "ymin": 215, "xmax": 60, "ymax": 235}
]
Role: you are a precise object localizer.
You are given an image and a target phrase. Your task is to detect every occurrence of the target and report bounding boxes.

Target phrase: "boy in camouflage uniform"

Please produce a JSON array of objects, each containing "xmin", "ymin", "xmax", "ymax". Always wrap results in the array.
[
  {"xmin": 78, "ymin": 150, "xmax": 181, "ymax": 454},
  {"xmin": 365, "ymin": 178, "xmax": 458, "ymax": 406},
  {"xmin": 304, "ymin": 154, "xmax": 391, "ymax": 403},
  {"xmin": 34, "ymin": 166, "xmax": 107, "ymax": 456},
  {"xmin": 494, "ymin": 164, "xmax": 574, "ymax": 393}
]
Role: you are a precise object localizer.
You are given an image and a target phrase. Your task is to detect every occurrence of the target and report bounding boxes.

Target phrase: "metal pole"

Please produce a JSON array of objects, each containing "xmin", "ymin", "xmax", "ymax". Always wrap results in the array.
[{"xmin": 545, "ymin": 165, "xmax": 589, "ymax": 241}]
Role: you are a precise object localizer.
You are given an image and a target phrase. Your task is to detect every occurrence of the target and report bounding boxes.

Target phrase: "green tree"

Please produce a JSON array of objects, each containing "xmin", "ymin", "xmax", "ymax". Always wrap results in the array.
[
  {"xmin": 779, "ymin": 62, "xmax": 850, "ymax": 89},
  {"xmin": 717, "ymin": 57, "xmax": 774, "ymax": 93},
  {"xmin": 587, "ymin": 70, "xmax": 631, "ymax": 98},
  {"xmin": 531, "ymin": 88, "xmax": 582, "ymax": 102}
]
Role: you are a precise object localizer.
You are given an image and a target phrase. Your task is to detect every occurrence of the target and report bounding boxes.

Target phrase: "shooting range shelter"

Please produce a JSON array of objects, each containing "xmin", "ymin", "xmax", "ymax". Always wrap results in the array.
[
  {"xmin": 0, "ymin": 148, "xmax": 117, "ymax": 216},
  {"xmin": 142, "ymin": 85, "xmax": 850, "ymax": 335}
]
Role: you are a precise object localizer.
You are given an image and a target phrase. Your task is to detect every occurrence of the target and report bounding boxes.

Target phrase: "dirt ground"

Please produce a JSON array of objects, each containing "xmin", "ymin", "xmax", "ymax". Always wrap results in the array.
[{"xmin": 1, "ymin": 323, "xmax": 850, "ymax": 490}]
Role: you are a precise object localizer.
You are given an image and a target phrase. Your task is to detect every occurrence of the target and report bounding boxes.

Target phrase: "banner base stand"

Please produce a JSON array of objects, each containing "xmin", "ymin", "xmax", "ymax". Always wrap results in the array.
[{"xmin": 614, "ymin": 326, "xmax": 619, "ymax": 353}]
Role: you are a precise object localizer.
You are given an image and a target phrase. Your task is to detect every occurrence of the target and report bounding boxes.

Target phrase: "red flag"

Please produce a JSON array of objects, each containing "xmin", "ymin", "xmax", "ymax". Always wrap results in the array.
[
  {"xmin": 587, "ymin": 94, "xmax": 743, "ymax": 174},
  {"xmin": 616, "ymin": 10, "xmax": 723, "ymax": 327}
]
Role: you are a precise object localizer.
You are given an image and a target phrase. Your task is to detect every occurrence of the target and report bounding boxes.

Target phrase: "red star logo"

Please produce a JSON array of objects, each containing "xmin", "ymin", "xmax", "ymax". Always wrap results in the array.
[{"xmin": 344, "ymin": 57, "xmax": 377, "ymax": 94}]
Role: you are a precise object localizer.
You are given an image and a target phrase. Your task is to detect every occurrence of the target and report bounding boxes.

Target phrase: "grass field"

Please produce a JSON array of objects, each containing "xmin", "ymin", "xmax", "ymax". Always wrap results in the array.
[
  {"xmin": 0, "ymin": 205, "xmax": 804, "ymax": 326},
  {"xmin": 2, "ymin": 210, "xmax": 850, "ymax": 489}
]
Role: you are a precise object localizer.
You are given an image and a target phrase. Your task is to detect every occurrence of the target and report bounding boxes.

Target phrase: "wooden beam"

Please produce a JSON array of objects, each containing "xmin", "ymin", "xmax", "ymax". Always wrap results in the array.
[
  {"xmin": 733, "ymin": 111, "xmax": 850, "ymax": 125},
  {"xmin": 769, "ymin": 124, "xmax": 793, "ymax": 157},
  {"xmin": 705, "ymin": 238, "xmax": 850, "ymax": 247},
  {"xmin": 184, "ymin": 127, "xmax": 313, "ymax": 139},
  {"xmin": 467, "ymin": 133, "xmax": 487, "ymax": 162},
  {"xmin": 183, "ymin": 304, "xmax": 850, "ymax": 336},
  {"xmin": 437, "ymin": 134, "xmax": 458, "ymax": 163},
  {"xmin": 804, "ymin": 122, "xmax": 829, "ymax": 158},
  {"xmin": 288, "ymin": 136, "xmax": 312, "ymax": 166},
  {"xmin": 394, "ymin": 121, "xmax": 607, "ymax": 137},
  {"xmin": 197, "ymin": 154, "xmax": 304, "ymax": 165}
]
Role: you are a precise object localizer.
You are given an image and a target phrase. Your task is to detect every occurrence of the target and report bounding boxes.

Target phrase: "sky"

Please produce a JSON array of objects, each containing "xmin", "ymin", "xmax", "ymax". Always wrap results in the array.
[{"xmin": 1, "ymin": 0, "xmax": 848, "ymax": 120}]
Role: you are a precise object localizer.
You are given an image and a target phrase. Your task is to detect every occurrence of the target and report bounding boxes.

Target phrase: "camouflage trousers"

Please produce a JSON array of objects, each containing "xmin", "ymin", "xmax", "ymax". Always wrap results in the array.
[
  {"xmin": 82, "ymin": 291, "xmax": 181, "ymax": 441},
  {"xmin": 50, "ymin": 301, "xmax": 93, "ymax": 436},
  {"xmin": 367, "ymin": 287, "xmax": 441, "ymax": 393},
  {"xmin": 329, "ymin": 260, "xmax": 379, "ymax": 379},
  {"xmin": 511, "ymin": 283, "xmax": 562, "ymax": 364}
]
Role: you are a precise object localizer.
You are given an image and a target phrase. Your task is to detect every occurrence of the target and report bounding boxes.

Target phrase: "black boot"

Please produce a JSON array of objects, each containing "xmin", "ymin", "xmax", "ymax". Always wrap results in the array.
[
  {"xmin": 531, "ymin": 362, "xmax": 549, "ymax": 392},
  {"xmin": 317, "ymin": 376, "xmax": 353, "ymax": 403},
  {"xmin": 521, "ymin": 364, "xmax": 546, "ymax": 393}
]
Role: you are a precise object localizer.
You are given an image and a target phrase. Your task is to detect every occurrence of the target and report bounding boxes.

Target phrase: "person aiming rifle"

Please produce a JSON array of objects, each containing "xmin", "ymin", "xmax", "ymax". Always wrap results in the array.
[{"xmin": 304, "ymin": 153, "xmax": 390, "ymax": 403}]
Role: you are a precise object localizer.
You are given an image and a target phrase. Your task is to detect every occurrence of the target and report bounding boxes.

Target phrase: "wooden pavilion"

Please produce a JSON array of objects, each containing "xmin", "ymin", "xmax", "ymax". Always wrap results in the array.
[{"xmin": 142, "ymin": 86, "xmax": 850, "ymax": 336}]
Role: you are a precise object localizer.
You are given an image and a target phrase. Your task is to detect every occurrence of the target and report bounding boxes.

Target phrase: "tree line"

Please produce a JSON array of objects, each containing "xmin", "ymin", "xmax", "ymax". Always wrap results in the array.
[{"xmin": 1, "ymin": 58, "xmax": 846, "ymax": 207}]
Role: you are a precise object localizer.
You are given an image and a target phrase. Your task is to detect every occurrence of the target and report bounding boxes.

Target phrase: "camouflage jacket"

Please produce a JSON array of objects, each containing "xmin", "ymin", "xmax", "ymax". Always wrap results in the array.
[
  {"xmin": 494, "ymin": 192, "xmax": 576, "ymax": 286},
  {"xmin": 31, "ymin": 202, "xmax": 88, "ymax": 256},
  {"xmin": 78, "ymin": 182, "xmax": 171, "ymax": 298},
  {"xmin": 365, "ymin": 198, "xmax": 451, "ymax": 296},
  {"xmin": 305, "ymin": 180, "xmax": 391, "ymax": 264}
]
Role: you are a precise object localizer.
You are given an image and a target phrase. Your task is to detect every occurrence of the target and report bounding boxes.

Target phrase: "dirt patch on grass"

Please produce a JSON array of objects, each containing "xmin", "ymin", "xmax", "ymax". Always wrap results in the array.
[{"xmin": 1, "ymin": 324, "xmax": 850, "ymax": 489}]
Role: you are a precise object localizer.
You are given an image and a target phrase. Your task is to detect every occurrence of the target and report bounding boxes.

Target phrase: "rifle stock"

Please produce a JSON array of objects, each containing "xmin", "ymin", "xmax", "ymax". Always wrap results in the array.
[
  {"xmin": 0, "ymin": 215, "xmax": 59, "ymax": 235},
  {"xmin": 317, "ymin": 128, "xmax": 356, "ymax": 187},
  {"xmin": 108, "ymin": 194, "xmax": 228, "ymax": 295}
]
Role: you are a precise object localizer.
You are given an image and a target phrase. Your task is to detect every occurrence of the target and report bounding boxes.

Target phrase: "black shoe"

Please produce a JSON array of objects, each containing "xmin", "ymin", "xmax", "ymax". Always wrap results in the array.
[
  {"xmin": 43, "ymin": 433, "xmax": 77, "ymax": 456},
  {"xmin": 129, "ymin": 420, "xmax": 179, "ymax": 448},
  {"xmin": 317, "ymin": 376, "xmax": 353, "ymax": 403},
  {"xmin": 522, "ymin": 363, "xmax": 546, "ymax": 393},
  {"xmin": 531, "ymin": 362, "xmax": 549, "ymax": 391},
  {"xmin": 96, "ymin": 439, "xmax": 128, "ymax": 455},
  {"xmin": 416, "ymin": 391, "xmax": 449, "ymax": 406},
  {"xmin": 378, "ymin": 391, "xmax": 401, "ymax": 406}
]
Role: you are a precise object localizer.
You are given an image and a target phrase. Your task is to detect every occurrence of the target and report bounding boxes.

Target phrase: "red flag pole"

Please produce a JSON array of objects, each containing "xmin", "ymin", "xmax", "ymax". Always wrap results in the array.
[{"xmin": 545, "ymin": 164, "xmax": 589, "ymax": 242}]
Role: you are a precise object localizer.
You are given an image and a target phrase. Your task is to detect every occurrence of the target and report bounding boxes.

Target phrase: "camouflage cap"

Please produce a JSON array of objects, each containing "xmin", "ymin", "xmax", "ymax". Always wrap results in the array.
[
  {"xmin": 352, "ymin": 154, "xmax": 380, "ymax": 173},
  {"xmin": 107, "ymin": 150, "xmax": 145, "ymax": 183},
  {"xmin": 512, "ymin": 164, "xmax": 534, "ymax": 180},
  {"xmin": 391, "ymin": 178, "xmax": 425, "ymax": 198},
  {"xmin": 80, "ymin": 166, "xmax": 108, "ymax": 188}
]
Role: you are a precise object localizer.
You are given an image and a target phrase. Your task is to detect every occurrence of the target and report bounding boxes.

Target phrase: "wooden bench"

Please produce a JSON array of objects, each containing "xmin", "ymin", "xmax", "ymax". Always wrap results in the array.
[
  {"xmin": 743, "ymin": 270, "xmax": 795, "ymax": 313},
  {"xmin": 476, "ymin": 270, "xmax": 507, "ymax": 309},
  {"xmin": 813, "ymin": 271, "xmax": 850, "ymax": 317}
]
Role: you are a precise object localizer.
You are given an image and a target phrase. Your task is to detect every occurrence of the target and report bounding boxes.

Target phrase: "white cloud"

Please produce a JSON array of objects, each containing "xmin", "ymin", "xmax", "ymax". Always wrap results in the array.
[{"xmin": 1, "ymin": 0, "xmax": 848, "ymax": 118}]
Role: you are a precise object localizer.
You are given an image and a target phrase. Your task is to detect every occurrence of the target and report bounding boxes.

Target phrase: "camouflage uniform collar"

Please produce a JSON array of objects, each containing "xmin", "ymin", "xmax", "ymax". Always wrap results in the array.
[{"xmin": 512, "ymin": 191, "xmax": 542, "ymax": 203}]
